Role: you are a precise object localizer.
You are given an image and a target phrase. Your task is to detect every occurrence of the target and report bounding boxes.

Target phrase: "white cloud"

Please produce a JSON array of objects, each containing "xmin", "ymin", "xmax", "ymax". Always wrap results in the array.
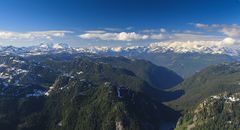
[
  {"xmin": 85, "ymin": 30, "xmax": 106, "ymax": 34},
  {"xmin": 151, "ymin": 41, "xmax": 222, "ymax": 49},
  {"xmin": 142, "ymin": 29, "xmax": 155, "ymax": 33},
  {"xmin": 103, "ymin": 27, "xmax": 133, "ymax": 31},
  {"xmin": 160, "ymin": 28, "xmax": 166, "ymax": 33},
  {"xmin": 79, "ymin": 28, "xmax": 170, "ymax": 41},
  {"xmin": 194, "ymin": 23, "xmax": 209, "ymax": 28},
  {"xmin": 171, "ymin": 33, "xmax": 223, "ymax": 41},
  {"xmin": 150, "ymin": 38, "xmax": 238, "ymax": 51},
  {"xmin": 150, "ymin": 33, "xmax": 165, "ymax": 40},
  {"xmin": 222, "ymin": 37, "xmax": 236, "ymax": 45},
  {"xmin": 168, "ymin": 33, "xmax": 239, "ymax": 46},
  {"xmin": 220, "ymin": 26, "xmax": 240, "ymax": 38},
  {"xmin": 142, "ymin": 28, "xmax": 166, "ymax": 33},
  {"xmin": 79, "ymin": 31, "xmax": 149, "ymax": 41},
  {"xmin": 117, "ymin": 32, "xmax": 149, "ymax": 41},
  {"xmin": 0, "ymin": 30, "xmax": 73, "ymax": 40},
  {"xmin": 192, "ymin": 23, "xmax": 240, "ymax": 38},
  {"xmin": 126, "ymin": 26, "xmax": 133, "ymax": 30}
]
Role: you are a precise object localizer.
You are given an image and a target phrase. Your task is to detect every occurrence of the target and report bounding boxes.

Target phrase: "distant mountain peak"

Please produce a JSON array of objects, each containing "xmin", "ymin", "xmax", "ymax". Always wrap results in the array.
[
  {"xmin": 147, "ymin": 41, "xmax": 240, "ymax": 56},
  {"xmin": 52, "ymin": 43, "xmax": 70, "ymax": 49}
]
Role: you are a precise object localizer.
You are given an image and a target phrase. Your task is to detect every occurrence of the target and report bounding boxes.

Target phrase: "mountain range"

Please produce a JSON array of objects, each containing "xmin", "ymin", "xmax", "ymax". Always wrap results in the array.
[
  {"xmin": 2, "ymin": 42, "xmax": 240, "ymax": 56},
  {"xmin": 0, "ymin": 54, "xmax": 183, "ymax": 130},
  {"xmin": 1, "ymin": 42, "xmax": 240, "ymax": 77},
  {"xmin": 2, "ymin": 42, "xmax": 240, "ymax": 130}
]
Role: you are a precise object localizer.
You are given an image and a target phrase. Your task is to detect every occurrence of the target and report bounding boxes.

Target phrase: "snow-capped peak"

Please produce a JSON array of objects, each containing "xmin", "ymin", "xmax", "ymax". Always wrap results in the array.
[
  {"xmin": 53, "ymin": 43, "xmax": 70, "ymax": 49},
  {"xmin": 39, "ymin": 43, "xmax": 51, "ymax": 48},
  {"xmin": 147, "ymin": 41, "xmax": 240, "ymax": 56}
]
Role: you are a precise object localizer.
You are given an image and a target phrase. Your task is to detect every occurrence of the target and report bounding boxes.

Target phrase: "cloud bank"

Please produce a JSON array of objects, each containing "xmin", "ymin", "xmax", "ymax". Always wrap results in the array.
[
  {"xmin": 79, "ymin": 31, "xmax": 150, "ymax": 41},
  {"xmin": 0, "ymin": 23, "xmax": 239, "ymax": 47},
  {"xmin": 79, "ymin": 28, "xmax": 169, "ymax": 41},
  {"xmin": 193, "ymin": 23, "xmax": 240, "ymax": 38},
  {"xmin": 0, "ymin": 30, "xmax": 73, "ymax": 40}
]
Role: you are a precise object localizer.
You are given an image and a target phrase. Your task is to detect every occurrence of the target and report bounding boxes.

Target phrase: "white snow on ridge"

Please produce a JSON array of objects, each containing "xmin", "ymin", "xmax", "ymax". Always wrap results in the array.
[
  {"xmin": 1, "ymin": 41, "xmax": 240, "ymax": 56},
  {"xmin": 0, "ymin": 64, "xmax": 8, "ymax": 68},
  {"xmin": 75, "ymin": 40, "xmax": 240, "ymax": 56},
  {"xmin": 44, "ymin": 86, "xmax": 54, "ymax": 96},
  {"xmin": 12, "ymin": 59, "xmax": 25, "ymax": 64},
  {"xmin": 148, "ymin": 41, "xmax": 240, "ymax": 56},
  {"xmin": 53, "ymin": 43, "xmax": 70, "ymax": 49},
  {"xmin": 211, "ymin": 93, "xmax": 240, "ymax": 102}
]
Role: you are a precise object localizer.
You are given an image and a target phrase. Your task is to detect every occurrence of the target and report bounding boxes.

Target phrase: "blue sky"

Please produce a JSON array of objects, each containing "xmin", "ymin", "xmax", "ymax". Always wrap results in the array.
[{"xmin": 0, "ymin": 0, "xmax": 239, "ymax": 47}]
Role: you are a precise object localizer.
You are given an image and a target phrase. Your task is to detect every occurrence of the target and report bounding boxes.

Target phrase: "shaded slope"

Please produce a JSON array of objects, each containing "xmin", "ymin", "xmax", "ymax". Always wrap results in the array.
[
  {"xmin": 89, "ymin": 56, "xmax": 183, "ymax": 89},
  {"xmin": 27, "ymin": 53, "xmax": 183, "ymax": 89},
  {"xmin": 167, "ymin": 62, "xmax": 240, "ymax": 111}
]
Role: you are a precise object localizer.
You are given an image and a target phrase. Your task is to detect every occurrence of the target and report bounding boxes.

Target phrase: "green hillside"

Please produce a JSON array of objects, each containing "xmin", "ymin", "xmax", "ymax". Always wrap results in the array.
[
  {"xmin": 167, "ymin": 62, "xmax": 240, "ymax": 111},
  {"xmin": 175, "ymin": 92, "xmax": 240, "ymax": 130},
  {"xmin": 0, "ymin": 56, "xmax": 180, "ymax": 130}
]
